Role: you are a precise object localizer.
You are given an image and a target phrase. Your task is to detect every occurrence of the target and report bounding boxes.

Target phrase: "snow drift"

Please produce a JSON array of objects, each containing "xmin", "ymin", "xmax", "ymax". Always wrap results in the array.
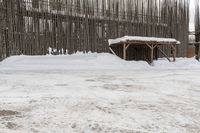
[{"xmin": 0, "ymin": 53, "xmax": 199, "ymax": 70}]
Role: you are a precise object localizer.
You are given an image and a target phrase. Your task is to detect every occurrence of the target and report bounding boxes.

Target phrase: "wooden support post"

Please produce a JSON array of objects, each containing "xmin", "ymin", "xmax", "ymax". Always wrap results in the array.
[
  {"xmin": 123, "ymin": 43, "xmax": 126, "ymax": 60},
  {"xmin": 157, "ymin": 46, "xmax": 171, "ymax": 62},
  {"xmin": 125, "ymin": 44, "xmax": 130, "ymax": 50},
  {"xmin": 171, "ymin": 44, "xmax": 176, "ymax": 62},
  {"xmin": 195, "ymin": 44, "xmax": 200, "ymax": 61},
  {"xmin": 146, "ymin": 43, "xmax": 156, "ymax": 64},
  {"xmin": 109, "ymin": 47, "xmax": 117, "ymax": 56},
  {"xmin": 198, "ymin": 46, "xmax": 200, "ymax": 61},
  {"xmin": 150, "ymin": 45, "xmax": 154, "ymax": 64}
]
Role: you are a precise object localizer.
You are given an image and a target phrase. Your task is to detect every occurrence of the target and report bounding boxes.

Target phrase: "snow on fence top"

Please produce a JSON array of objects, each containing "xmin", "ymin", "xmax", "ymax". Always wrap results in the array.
[{"xmin": 108, "ymin": 36, "xmax": 180, "ymax": 46}]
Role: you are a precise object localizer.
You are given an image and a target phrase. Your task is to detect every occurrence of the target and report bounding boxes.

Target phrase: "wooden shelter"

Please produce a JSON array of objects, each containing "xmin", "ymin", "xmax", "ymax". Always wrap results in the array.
[{"xmin": 109, "ymin": 36, "xmax": 180, "ymax": 63}]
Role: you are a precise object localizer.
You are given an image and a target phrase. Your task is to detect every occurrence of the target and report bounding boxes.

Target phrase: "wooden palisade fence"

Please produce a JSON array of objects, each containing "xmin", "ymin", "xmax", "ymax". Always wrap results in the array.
[
  {"xmin": 0, "ymin": 0, "xmax": 189, "ymax": 61},
  {"xmin": 195, "ymin": 0, "xmax": 200, "ymax": 59}
]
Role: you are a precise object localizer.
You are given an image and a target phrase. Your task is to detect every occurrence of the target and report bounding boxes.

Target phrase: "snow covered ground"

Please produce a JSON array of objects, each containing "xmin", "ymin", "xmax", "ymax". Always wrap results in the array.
[{"xmin": 0, "ymin": 53, "xmax": 200, "ymax": 133}]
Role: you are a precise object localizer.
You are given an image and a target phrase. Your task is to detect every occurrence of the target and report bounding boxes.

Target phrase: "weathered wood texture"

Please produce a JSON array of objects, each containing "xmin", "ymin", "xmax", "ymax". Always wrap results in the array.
[
  {"xmin": 194, "ymin": 0, "xmax": 200, "ymax": 60},
  {"xmin": 0, "ymin": 0, "xmax": 189, "ymax": 61},
  {"xmin": 195, "ymin": 0, "xmax": 200, "ymax": 41}
]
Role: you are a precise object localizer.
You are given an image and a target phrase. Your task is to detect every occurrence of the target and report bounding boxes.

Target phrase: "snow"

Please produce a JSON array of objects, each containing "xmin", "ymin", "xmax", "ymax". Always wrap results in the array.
[
  {"xmin": 0, "ymin": 53, "xmax": 151, "ymax": 70},
  {"xmin": 0, "ymin": 53, "xmax": 200, "ymax": 133},
  {"xmin": 108, "ymin": 36, "xmax": 180, "ymax": 46},
  {"xmin": 0, "ymin": 53, "xmax": 199, "ymax": 70}
]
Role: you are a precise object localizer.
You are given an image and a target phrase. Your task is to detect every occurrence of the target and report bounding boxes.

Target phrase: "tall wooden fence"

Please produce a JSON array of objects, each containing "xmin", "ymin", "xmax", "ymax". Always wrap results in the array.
[
  {"xmin": 194, "ymin": 0, "xmax": 200, "ymax": 59},
  {"xmin": 195, "ymin": 0, "xmax": 200, "ymax": 41},
  {"xmin": 0, "ymin": 0, "xmax": 189, "ymax": 61}
]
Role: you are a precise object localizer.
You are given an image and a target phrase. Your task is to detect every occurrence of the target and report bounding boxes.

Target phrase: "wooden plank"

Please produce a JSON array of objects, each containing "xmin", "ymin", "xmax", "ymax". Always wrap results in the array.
[
  {"xmin": 157, "ymin": 46, "xmax": 171, "ymax": 62},
  {"xmin": 109, "ymin": 47, "xmax": 117, "ymax": 56}
]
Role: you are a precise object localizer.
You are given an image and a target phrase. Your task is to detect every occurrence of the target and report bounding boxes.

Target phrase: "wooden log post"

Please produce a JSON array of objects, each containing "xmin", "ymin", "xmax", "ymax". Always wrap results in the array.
[
  {"xmin": 109, "ymin": 47, "xmax": 117, "ymax": 56},
  {"xmin": 123, "ymin": 43, "xmax": 126, "ymax": 60},
  {"xmin": 123, "ymin": 43, "xmax": 130, "ymax": 60},
  {"xmin": 146, "ymin": 43, "xmax": 157, "ymax": 64},
  {"xmin": 5, "ymin": 0, "xmax": 13, "ymax": 58},
  {"xmin": 150, "ymin": 45, "xmax": 154, "ymax": 64},
  {"xmin": 157, "ymin": 46, "xmax": 171, "ymax": 62},
  {"xmin": 171, "ymin": 44, "xmax": 177, "ymax": 62},
  {"xmin": 195, "ymin": 43, "xmax": 200, "ymax": 61}
]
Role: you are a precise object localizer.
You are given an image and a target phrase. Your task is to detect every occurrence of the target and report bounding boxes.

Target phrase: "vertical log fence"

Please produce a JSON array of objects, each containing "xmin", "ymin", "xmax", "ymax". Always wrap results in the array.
[{"xmin": 0, "ymin": 0, "xmax": 189, "ymax": 61}]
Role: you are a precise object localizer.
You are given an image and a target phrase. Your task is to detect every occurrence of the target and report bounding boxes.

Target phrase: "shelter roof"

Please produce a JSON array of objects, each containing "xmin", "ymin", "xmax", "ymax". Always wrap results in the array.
[{"xmin": 109, "ymin": 36, "xmax": 180, "ymax": 46}]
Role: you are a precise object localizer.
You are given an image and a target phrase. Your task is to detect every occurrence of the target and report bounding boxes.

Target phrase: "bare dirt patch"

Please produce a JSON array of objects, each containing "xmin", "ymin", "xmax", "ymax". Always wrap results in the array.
[
  {"xmin": 55, "ymin": 84, "xmax": 68, "ymax": 87},
  {"xmin": 103, "ymin": 84, "xmax": 145, "ymax": 92},
  {"xmin": 5, "ymin": 122, "xmax": 18, "ymax": 130},
  {"xmin": 0, "ymin": 110, "xmax": 19, "ymax": 117}
]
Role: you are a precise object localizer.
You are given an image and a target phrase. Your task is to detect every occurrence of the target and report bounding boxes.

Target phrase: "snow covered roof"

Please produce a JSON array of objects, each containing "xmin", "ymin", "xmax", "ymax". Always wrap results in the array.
[{"xmin": 108, "ymin": 36, "xmax": 180, "ymax": 46}]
